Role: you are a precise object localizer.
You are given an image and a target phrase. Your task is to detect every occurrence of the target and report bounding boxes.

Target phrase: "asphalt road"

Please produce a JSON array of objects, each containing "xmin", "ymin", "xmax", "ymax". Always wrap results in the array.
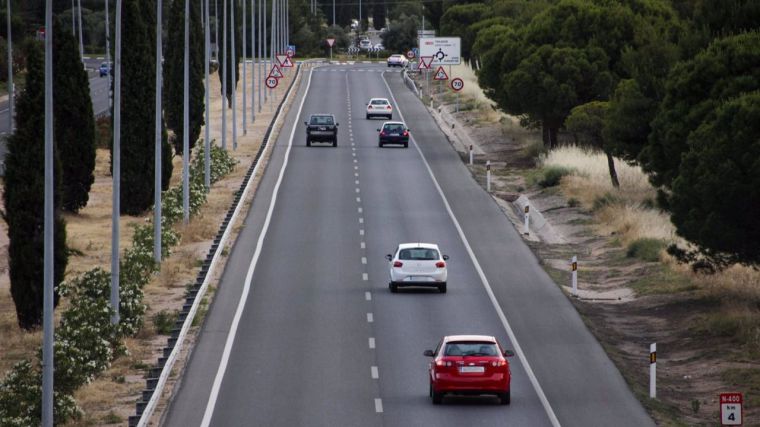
[{"xmin": 162, "ymin": 64, "xmax": 654, "ymax": 427}]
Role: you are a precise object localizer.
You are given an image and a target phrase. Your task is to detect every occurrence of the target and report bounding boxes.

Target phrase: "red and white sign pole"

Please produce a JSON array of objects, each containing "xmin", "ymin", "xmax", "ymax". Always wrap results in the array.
[
  {"xmin": 326, "ymin": 38, "xmax": 335, "ymax": 62},
  {"xmin": 650, "ymin": 343, "xmax": 657, "ymax": 398}
]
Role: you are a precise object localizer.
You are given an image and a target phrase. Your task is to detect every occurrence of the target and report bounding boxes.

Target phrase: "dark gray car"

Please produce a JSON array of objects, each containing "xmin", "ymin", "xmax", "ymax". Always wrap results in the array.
[{"xmin": 305, "ymin": 114, "xmax": 339, "ymax": 147}]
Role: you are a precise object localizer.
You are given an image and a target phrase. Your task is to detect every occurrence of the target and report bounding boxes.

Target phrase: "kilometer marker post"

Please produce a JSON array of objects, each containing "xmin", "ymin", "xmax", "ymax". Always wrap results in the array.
[
  {"xmin": 523, "ymin": 204, "xmax": 530, "ymax": 236},
  {"xmin": 571, "ymin": 255, "xmax": 578, "ymax": 296},
  {"xmin": 486, "ymin": 160, "xmax": 491, "ymax": 192},
  {"xmin": 650, "ymin": 343, "xmax": 657, "ymax": 398}
]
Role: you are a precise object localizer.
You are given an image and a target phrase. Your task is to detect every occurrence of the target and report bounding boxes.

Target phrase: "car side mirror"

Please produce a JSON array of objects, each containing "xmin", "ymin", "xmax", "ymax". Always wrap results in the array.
[
  {"xmin": 503, "ymin": 349, "xmax": 515, "ymax": 357},
  {"xmin": 423, "ymin": 350, "xmax": 435, "ymax": 357},
  {"xmin": 442, "ymin": 255, "xmax": 449, "ymax": 260},
  {"xmin": 336, "ymin": 123, "xmax": 339, "ymax": 126},
  {"xmin": 385, "ymin": 254, "xmax": 392, "ymax": 261},
  {"xmin": 303, "ymin": 121, "xmax": 308, "ymax": 125},
  {"xmin": 376, "ymin": 129, "xmax": 381, "ymax": 132}
]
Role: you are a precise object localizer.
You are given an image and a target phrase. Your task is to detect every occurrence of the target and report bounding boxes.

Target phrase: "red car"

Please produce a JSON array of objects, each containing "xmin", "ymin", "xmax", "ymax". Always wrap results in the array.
[{"xmin": 424, "ymin": 335, "xmax": 514, "ymax": 405}]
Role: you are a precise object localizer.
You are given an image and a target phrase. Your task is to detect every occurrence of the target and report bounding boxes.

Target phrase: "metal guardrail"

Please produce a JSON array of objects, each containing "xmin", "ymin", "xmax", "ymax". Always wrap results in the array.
[
  {"xmin": 402, "ymin": 69, "xmax": 420, "ymax": 97},
  {"xmin": 128, "ymin": 62, "xmax": 304, "ymax": 427}
]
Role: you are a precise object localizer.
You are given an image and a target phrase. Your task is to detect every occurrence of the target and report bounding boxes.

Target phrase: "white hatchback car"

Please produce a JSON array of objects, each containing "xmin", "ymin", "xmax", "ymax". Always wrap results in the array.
[
  {"xmin": 366, "ymin": 98, "xmax": 393, "ymax": 120},
  {"xmin": 386, "ymin": 243, "xmax": 449, "ymax": 293}
]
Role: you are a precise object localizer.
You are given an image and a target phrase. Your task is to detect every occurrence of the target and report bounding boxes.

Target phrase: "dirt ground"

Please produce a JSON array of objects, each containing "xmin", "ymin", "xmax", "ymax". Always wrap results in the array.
[
  {"xmin": 0, "ymin": 61, "xmax": 306, "ymax": 425},
  {"xmin": 417, "ymin": 73, "xmax": 760, "ymax": 426}
]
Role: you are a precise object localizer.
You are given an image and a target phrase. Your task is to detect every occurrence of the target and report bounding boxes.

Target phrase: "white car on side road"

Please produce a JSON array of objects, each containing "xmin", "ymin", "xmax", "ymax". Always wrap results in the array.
[
  {"xmin": 386, "ymin": 243, "xmax": 449, "ymax": 293},
  {"xmin": 386, "ymin": 54, "xmax": 409, "ymax": 68},
  {"xmin": 366, "ymin": 98, "xmax": 393, "ymax": 120}
]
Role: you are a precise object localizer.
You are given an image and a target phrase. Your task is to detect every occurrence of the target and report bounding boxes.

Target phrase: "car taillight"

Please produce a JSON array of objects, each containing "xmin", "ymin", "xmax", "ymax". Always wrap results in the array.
[
  {"xmin": 436, "ymin": 360, "xmax": 453, "ymax": 367},
  {"xmin": 380, "ymin": 131, "xmax": 386, "ymax": 136},
  {"xmin": 403, "ymin": 130, "xmax": 409, "ymax": 137},
  {"xmin": 368, "ymin": 105, "xmax": 373, "ymax": 109},
  {"xmin": 393, "ymin": 261, "xmax": 403, "ymax": 268},
  {"xmin": 435, "ymin": 261, "xmax": 445, "ymax": 268},
  {"xmin": 387, "ymin": 106, "xmax": 392, "ymax": 110},
  {"xmin": 492, "ymin": 359, "xmax": 508, "ymax": 367}
]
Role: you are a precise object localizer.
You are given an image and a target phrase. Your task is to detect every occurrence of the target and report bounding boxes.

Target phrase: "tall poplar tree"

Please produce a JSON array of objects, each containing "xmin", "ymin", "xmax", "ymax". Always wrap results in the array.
[
  {"xmin": 54, "ymin": 18, "xmax": 96, "ymax": 213},
  {"xmin": 217, "ymin": 0, "xmax": 241, "ymax": 107},
  {"xmin": 2, "ymin": 40, "xmax": 68, "ymax": 330},
  {"xmin": 164, "ymin": 0, "xmax": 205, "ymax": 155}
]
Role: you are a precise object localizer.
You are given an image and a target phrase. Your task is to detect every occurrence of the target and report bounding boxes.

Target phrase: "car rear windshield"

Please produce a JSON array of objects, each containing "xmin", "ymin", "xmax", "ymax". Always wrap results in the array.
[
  {"xmin": 371, "ymin": 99, "xmax": 388, "ymax": 105},
  {"xmin": 444, "ymin": 342, "xmax": 499, "ymax": 356},
  {"xmin": 310, "ymin": 116, "xmax": 334, "ymax": 125},
  {"xmin": 398, "ymin": 248, "xmax": 438, "ymax": 260},
  {"xmin": 383, "ymin": 124, "xmax": 405, "ymax": 133}
]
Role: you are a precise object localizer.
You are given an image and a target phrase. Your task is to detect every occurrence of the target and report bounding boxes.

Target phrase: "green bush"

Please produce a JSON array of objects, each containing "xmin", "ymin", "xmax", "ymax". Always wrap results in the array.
[
  {"xmin": 592, "ymin": 192, "xmax": 622, "ymax": 211},
  {"xmin": 626, "ymin": 238, "xmax": 666, "ymax": 262},
  {"xmin": 539, "ymin": 165, "xmax": 573, "ymax": 188},
  {"xmin": 0, "ymin": 361, "xmax": 81, "ymax": 426},
  {"xmin": 152, "ymin": 310, "xmax": 179, "ymax": 335}
]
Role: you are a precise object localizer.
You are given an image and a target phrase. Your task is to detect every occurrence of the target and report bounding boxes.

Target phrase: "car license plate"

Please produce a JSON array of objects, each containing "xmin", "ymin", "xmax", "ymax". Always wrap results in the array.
[
  {"xmin": 390, "ymin": 133, "xmax": 399, "ymax": 136},
  {"xmin": 460, "ymin": 366, "xmax": 485, "ymax": 373}
]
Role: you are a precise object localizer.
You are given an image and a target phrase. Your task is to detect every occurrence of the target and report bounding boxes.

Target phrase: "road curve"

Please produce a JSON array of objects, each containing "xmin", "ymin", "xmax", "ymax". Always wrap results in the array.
[{"xmin": 162, "ymin": 64, "xmax": 653, "ymax": 427}]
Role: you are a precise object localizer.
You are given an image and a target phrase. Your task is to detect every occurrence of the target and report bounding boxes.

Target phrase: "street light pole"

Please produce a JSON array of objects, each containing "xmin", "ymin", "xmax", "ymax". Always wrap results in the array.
[
  {"xmin": 204, "ymin": 0, "xmax": 211, "ymax": 188},
  {"xmin": 221, "ymin": 0, "xmax": 227, "ymax": 149},
  {"xmin": 250, "ymin": 0, "xmax": 255, "ymax": 123},
  {"xmin": 42, "ymin": 0, "xmax": 55, "ymax": 423},
  {"xmin": 111, "ymin": 0, "xmax": 123, "ymax": 326},
  {"xmin": 242, "ymin": 0, "xmax": 246, "ymax": 134},
  {"xmin": 77, "ymin": 0, "xmax": 84, "ymax": 63},
  {"xmin": 154, "ymin": 0, "xmax": 163, "ymax": 262},
  {"xmin": 6, "ymin": 0, "xmax": 13, "ymax": 133},
  {"xmin": 183, "ymin": 0, "xmax": 190, "ymax": 224},
  {"xmin": 105, "ymin": 0, "xmax": 112, "ymax": 109},
  {"xmin": 231, "ymin": 0, "xmax": 237, "ymax": 150}
]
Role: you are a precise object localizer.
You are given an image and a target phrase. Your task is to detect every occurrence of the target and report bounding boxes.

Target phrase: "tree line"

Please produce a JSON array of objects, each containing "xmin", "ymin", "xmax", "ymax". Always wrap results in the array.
[{"xmin": 437, "ymin": 0, "xmax": 760, "ymax": 269}]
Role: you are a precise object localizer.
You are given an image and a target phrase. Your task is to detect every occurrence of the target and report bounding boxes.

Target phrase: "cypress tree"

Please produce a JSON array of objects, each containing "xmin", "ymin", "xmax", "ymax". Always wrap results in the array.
[
  {"xmin": 114, "ymin": 0, "xmax": 173, "ymax": 215},
  {"xmin": 53, "ymin": 18, "xmax": 96, "ymax": 213},
  {"xmin": 164, "ymin": 0, "xmax": 206, "ymax": 155},
  {"xmin": 2, "ymin": 40, "xmax": 68, "ymax": 330},
  {"xmin": 217, "ymin": 0, "xmax": 241, "ymax": 107}
]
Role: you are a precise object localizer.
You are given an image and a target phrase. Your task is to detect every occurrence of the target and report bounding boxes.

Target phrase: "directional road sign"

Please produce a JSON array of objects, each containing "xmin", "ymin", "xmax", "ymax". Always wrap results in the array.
[
  {"xmin": 450, "ymin": 77, "xmax": 464, "ymax": 91},
  {"xmin": 419, "ymin": 37, "xmax": 461, "ymax": 65},
  {"xmin": 287, "ymin": 45, "xmax": 296, "ymax": 57},
  {"xmin": 412, "ymin": 47, "xmax": 419, "ymax": 57},
  {"xmin": 433, "ymin": 66, "xmax": 449, "ymax": 81},
  {"xmin": 269, "ymin": 64, "xmax": 283, "ymax": 78},
  {"xmin": 265, "ymin": 76, "xmax": 279, "ymax": 89},
  {"xmin": 419, "ymin": 56, "xmax": 433, "ymax": 69}
]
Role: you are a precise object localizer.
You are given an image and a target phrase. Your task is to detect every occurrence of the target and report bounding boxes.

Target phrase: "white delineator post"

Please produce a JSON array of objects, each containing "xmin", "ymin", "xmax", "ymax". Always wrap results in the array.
[
  {"xmin": 571, "ymin": 255, "xmax": 578, "ymax": 296},
  {"xmin": 486, "ymin": 160, "xmax": 491, "ymax": 192},
  {"xmin": 650, "ymin": 343, "xmax": 657, "ymax": 398},
  {"xmin": 523, "ymin": 204, "xmax": 530, "ymax": 235},
  {"xmin": 469, "ymin": 145, "xmax": 473, "ymax": 165}
]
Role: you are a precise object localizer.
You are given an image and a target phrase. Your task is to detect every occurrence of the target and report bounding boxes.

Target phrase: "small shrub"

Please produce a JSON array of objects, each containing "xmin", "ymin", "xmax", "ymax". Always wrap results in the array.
[
  {"xmin": 592, "ymin": 192, "xmax": 622, "ymax": 211},
  {"xmin": 103, "ymin": 411, "xmax": 122, "ymax": 424},
  {"xmin": 567, "ymin": 198, "xmax": 580, "ymax": 208},
  {"xmin": 539, "ymin": 166, "xmax": 573, "ymax": 188},
  {"xmin": 626, "ymin": 238, "xmax": 666, "ymax": 262},
  {"xmin": 152, "ymin": 310, "xmax": 179, "ymax": 335},
  {"xmin": 522, "ymin": 138, "xmax": 546, "ymax": 160}
]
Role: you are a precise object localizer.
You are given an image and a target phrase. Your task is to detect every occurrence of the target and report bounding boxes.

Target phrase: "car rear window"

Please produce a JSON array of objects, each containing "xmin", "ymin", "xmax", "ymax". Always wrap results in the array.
[
  {"xmin": 383, "ymin": 124, "xmax": 404, "ymax": 133},
  {"xmin": 310, "ymin": 116, "xmax": 334, "ymax": 125},
  {"xmin": 371, "ymin": 99, "xmax": 388, "ymax": 105},
  {"xmin": 398, "ymin": 248, "xmax": 438, "ymax": 260},
  {"xmin": 444, "ymin": 342, "xmax": 499, "ymax": 356}
]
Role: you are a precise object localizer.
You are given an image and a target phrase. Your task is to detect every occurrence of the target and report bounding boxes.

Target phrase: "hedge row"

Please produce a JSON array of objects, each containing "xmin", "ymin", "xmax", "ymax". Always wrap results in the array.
[{"xmin": 0, "ymin": 142, "xmax": 237, "ymax": 425}]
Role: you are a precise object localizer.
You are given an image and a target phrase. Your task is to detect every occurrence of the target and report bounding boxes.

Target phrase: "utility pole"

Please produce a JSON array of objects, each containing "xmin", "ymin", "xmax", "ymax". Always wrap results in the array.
[
  {"xmin": 42, "ymin": 0, "xmax": 54, "ymax": 424},
  {"xmin": 242, "ymin": 0, "xmax": 246, "ymax": 134},
  {"xmin": 332, "ymin": 0, "xmax": 335, "ymax": 27},
  {"xmin": 111, "ymin": 0, "xmax": 123, "ymax": 326},
  {"xmin": 204, "ymin": 0, "xmax": 211, "ymax": 188},
  {"xmin": 258, "ymin": 0, "xmax": 263, "ymax": 110},
  {"xmin": 221, "ymin": 0, "xmax": 227, "ymax": 149},
  {"xmin": 105, "ymin": 0, "xmax": 112, "ymax": 108},
  {"xmin": 231, "ymin": 0, "xmax": 237, "ymax": 150},
  {"xmin": 6, "ymin": 0, "xmax": 13, "ymax": 133},
  {"xmin": 214, "ymin": 0, "xmax": 218, "ymax": 60},
  {"xmin": 250, "ymin": 0, "xmax": 255, "ymax": 123},
  {"xmin": 183, "ymin": 0, "xmax": 190, "ymax": 224},
  {"xmin": 262, "ymin": 0, "xmax": 267, "ymax": 103},
  {"xmin": 154, "ymin": 0, "xmax": 163, "ymax": 262}
]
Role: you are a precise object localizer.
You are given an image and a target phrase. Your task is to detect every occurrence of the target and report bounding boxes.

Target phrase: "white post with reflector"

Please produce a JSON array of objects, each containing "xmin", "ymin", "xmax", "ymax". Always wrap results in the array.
[
  {"xmin": 649, "ymin": 343, "xmax": 656, "ymax": 399},
  {"xmin": 571, "ymin": 255, "xmax": 578, "ymax": 296},
  {"xmin": 523, "ymin": 204, "xmax": 530, "ymax": 235},
  {"xmin": 486, "ymin": 160, "xmax": 491, "ymax": 192},
  {"xmin": 469, "ymin": 145, "xmax": 473, "ymax": 165}
]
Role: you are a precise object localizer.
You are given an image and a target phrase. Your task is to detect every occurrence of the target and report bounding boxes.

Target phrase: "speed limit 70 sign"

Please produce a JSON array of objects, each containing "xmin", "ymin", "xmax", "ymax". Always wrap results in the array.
[
  {"xmin": 265, "ymin": 76, "xmax": 279, "ymax": 89},
  {"xmin": 720, "ymin": 393, "xmax": 743, "ymax": 425},
  {"xmin": 450, "ymin": 77, "xmax": 464, "ymax": 92}
]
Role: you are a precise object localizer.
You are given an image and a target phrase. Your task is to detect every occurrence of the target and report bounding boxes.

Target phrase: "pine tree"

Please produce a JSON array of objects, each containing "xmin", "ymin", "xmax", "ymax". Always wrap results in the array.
[
  {"xmin": 217, "ymin": 0, "xmax": 241, "ymax": 107},
  {"xmin": 54, "ymin": 18, "xmax": 96, "ymax": 213},
  {"xmin": 114, "ymin": 0, "xmax": 173, "ymax": 215},
  {"xmin": 164, "ymin": 0, "xmax": 206, "ymax": 155},
  {"xmin": 2, "ymin": 40, "xmax": 68, "ymax": 330}
]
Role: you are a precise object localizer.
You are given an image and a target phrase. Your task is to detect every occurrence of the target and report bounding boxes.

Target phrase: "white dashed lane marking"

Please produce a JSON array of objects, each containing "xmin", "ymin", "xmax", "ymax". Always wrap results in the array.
[
  {"xmin": 367, "ymin": 313, "xmax": 374, "ymax": 323},
  {"xmin": 365, "ymin": 292, "xmax": 372, "ymax": 301},
  {"xmin": 359, "ymin": 217, "xmax": 364, "ymax": 223},
  {"xmin": 371, "ymin": 366, "xmax": 379, "ymax": 379},
  {"xmin": 375, "ymin": 398, "xmax": 383, "ymax": 413},
  {"xmin": 361, "ymin": 241, "xmax": 366, "ymax": 249},
  {"xmin": 369, "ymin": 337, "xmax": 375, "ymax": 348},
  {"xmin": 362, "ymin": 257, "xmax": 367, "ymax": 264},
  {"xmin": 360, "ymin": 229, "xmax": 364, "ymax": 235},
  {"xmin": 362, "ymin": 273, "xmax": 368, "ymax": 281}
]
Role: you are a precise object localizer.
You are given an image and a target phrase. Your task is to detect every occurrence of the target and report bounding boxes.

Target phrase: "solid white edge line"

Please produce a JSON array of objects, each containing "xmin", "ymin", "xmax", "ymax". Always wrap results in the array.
[
  {"xmin": 199, "ymin": 67, "xmax": 315, "ymax": 427},
  {"xmin": 138, "ymin": 65, "xmax": 306, "ymax": 427},
  {"xmin": 381, "ymin": 72, "xmax": 562, "ymax": 427}
]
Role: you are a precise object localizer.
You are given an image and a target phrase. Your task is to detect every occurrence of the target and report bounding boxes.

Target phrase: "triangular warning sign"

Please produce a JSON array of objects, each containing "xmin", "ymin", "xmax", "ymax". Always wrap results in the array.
[
  {"xmin": 276, "ymin": 54, "xmax": 288, "ymax": 66},
  {"xmin": 269, "ymin": 64, "xmax": 283, "ymax": 78},
  {"xmin": 282, "ymin": 56, "xmax": 294, "ymax": 68},
  {"xmin": 433, "ymin": 66, "xmax": 449, "ymax": 81},
  {"xmin": 419, "ymin": 56, "xmax": 433, "ymax": 69}
]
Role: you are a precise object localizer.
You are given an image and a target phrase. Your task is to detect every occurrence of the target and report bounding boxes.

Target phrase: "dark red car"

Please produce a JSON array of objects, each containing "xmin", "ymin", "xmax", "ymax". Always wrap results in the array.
[
  {"xmin": 377, "ymin": 121, "xmax": 410, "ymax": 148},
  {"xmin": 424, "ymin": 335, "xmax": 514, "ymax": 405}
]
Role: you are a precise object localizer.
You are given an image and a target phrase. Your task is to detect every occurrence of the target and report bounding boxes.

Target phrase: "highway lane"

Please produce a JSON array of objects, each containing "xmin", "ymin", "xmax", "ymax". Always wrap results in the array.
[{"xmin": 163, "ymin": 63, "xmax": 654, "ymax": 427}]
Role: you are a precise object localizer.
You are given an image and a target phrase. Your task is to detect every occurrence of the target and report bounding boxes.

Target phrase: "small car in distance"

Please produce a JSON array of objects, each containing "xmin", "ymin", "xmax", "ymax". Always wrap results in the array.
[
  {"xmin": 359, "ymin": 39, "xmax": 373, "ymax": 50},
  {"xmin": 99, "ymin": 61, "xmax": 112, "ymax": 77},
  {"xmin": 386, "ymin": 243, "xmax": 448, "ymax": 293},
  {"xmin": 374, "ymin": 43, "xmax": 385, "ymax": 51},
  {"xmin": 366, "ymin": 98, "xmax": 393, "ymax": 120},
  {"xmin": 377, "ymin": 122, "xmax": 410, "ymax": 148},
  {"xmin": 425, "ymin": 335, "xmax": 514, "ymax": 405},
  {"xmin": 304, "ymin": 114, "xmax": 339, "ymax": 147},
  {"xmin": 386, "ymin": 54, "xmax": 408, "ymax": 68}
]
